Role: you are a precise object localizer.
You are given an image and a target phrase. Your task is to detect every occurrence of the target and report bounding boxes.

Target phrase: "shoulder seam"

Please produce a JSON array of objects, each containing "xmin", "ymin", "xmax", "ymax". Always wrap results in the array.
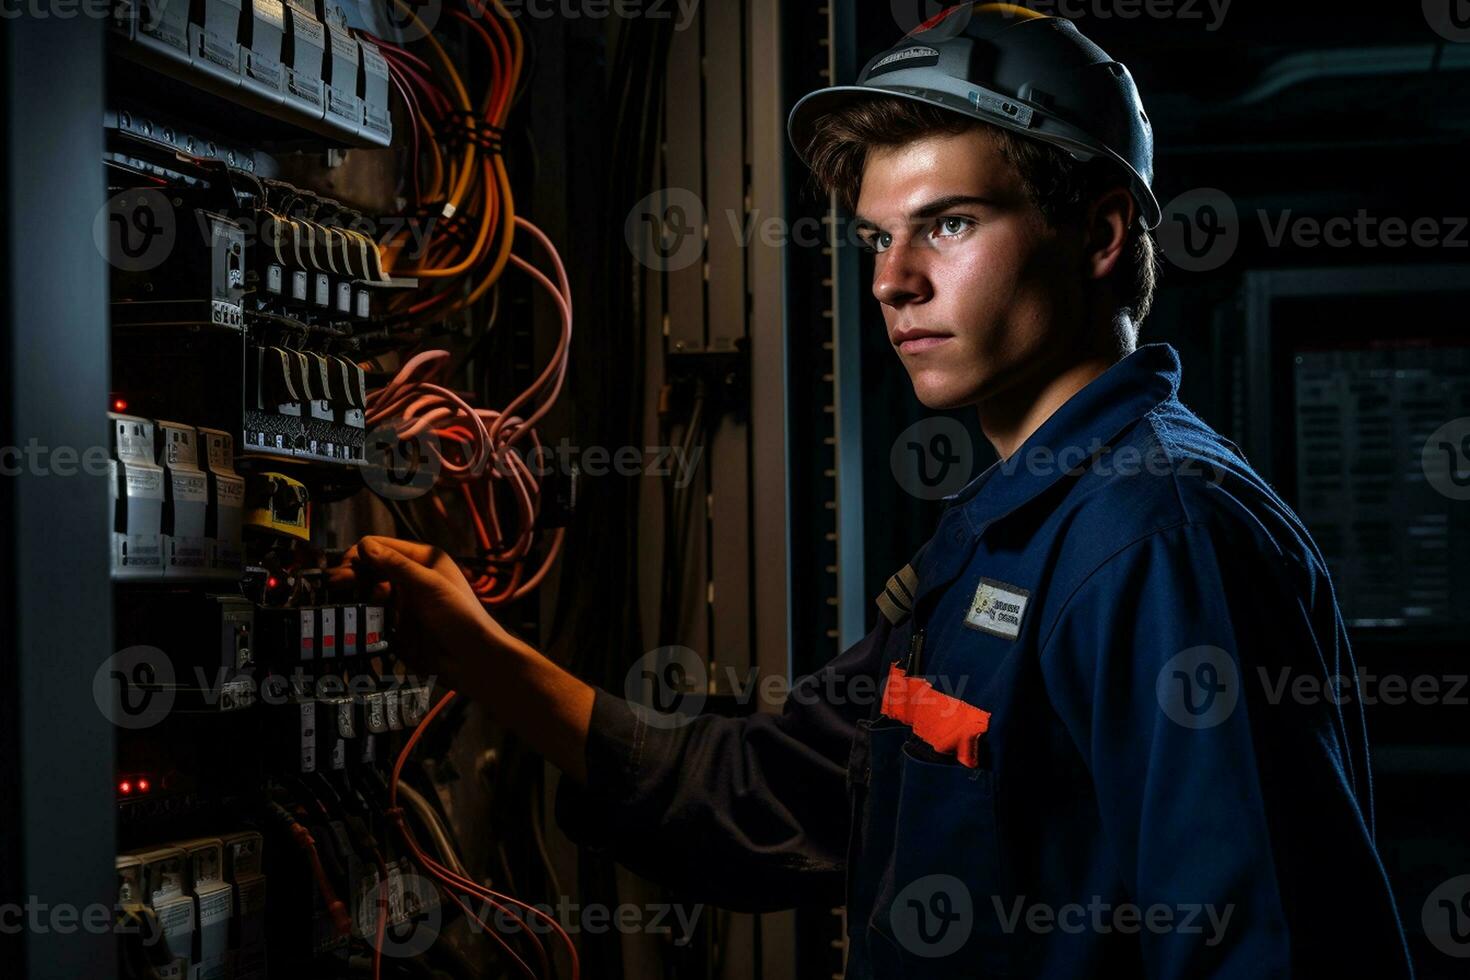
[
  {"xmin": 1142, "ymin": 405, "xmax": 1195, "ymax": 526},
  {"xmin": 1034, "ymin": 517, "xmax": 1205, "ymax": 655}
]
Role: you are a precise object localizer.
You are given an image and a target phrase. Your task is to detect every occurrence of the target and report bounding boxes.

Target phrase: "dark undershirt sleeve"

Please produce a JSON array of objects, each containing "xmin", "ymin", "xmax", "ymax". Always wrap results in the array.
[{"xmin": 554, "ymin": 619, "xmax": 894, "ymax": 911}]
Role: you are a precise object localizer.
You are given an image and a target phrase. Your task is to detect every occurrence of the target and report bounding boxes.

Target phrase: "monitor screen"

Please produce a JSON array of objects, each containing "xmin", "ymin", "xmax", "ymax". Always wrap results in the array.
[{"xmin": 1279, "ymin": 297, "xmax": 1470, "ymax": 630}]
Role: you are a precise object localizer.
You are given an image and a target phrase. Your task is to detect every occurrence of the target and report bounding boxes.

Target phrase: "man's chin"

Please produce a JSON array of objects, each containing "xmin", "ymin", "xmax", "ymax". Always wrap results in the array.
[{"xmin": 908, "ymin": 372, "xmax": 982, "ymax": 411}]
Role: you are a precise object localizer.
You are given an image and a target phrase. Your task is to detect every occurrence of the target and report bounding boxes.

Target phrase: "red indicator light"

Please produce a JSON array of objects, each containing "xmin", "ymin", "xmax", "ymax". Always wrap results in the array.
[
  {"xmin": 137, "ymin": 778, "xmax": 150, "ymax": 793},
  {"xmin": 112, "ymin": 398, "xmax": 129, "ymax": 412},
  {"xmin": 119, "ymin": 781, "xmax": 132, "ymax": 795},
  {"xmin": 267, "ymin": 576, "xmax": 280, "ymax": 589}
]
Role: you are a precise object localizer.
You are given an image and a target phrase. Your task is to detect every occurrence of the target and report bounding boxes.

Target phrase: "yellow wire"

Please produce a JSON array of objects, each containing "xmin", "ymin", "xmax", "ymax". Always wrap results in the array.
[
  {"xmin": 450, "ymin": 1, "xmax": 522, "ymax": 308},
  {"xmin": 384, "ymin": 0, "xmax": 525, "ymax": 296}
]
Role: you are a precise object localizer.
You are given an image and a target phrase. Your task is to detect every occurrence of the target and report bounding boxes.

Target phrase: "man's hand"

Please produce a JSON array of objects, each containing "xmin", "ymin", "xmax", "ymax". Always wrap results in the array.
[
  {"xmin": 328, "ymin": 534, "xmax": 594, "ymax": 783},
  {"xmin": 328, "ymin": 535, "xmax": 522, "ymax": 699}
]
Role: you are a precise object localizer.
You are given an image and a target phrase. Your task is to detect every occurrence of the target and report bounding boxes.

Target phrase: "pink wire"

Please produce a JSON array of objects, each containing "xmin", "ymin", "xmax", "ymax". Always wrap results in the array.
[{"xmin": 362, "ymin": 218, "xmax": 572, "ymax": 606}]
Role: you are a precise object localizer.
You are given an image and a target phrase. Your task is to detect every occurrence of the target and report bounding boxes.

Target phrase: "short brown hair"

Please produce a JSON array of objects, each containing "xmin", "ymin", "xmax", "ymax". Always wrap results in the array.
[{"xmin": 802, "ymin": 97, "xmax": 1160, "ymax": 342}]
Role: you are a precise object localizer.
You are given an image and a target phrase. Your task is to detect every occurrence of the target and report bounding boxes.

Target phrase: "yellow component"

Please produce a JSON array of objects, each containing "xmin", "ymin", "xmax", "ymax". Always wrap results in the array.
[{"xmin": 244, "ymin": 471, "xmax": 311, "ymax": 542}]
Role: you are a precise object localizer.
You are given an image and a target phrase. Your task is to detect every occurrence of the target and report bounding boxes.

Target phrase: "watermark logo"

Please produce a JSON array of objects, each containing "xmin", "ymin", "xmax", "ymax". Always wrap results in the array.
[
  {"xmin": 359, "ymin": 871, "xmax": 442, "ymax": 959},
  {"xmin": 891, "ymin": 0, "xmax": 1233, "ymax": 37},
  {"xmin": 1256, "ymin": 666, "xmax": 1468, "ymax": 708},
  {"xmin": 1156, "ymin": 187, "xmax": 1239, "ymax": 272},
  {"xmin": 94, "ymin": 189, "xmax": 176, "ymax": 272},
  {"xmin": 890, "ymin": 417, "xmax": 974, "ymax": 500},
  {"xmin": 1423, "ymin": 875, "xmax": 1470, "ymax": 958},
  {"xmin": 623, "ymin": 645, "xmax": 708, "ymax": 729},
  {"xmin": 1422, "ymin": 417, "xmax": 1470, "ymax": 501},
  {"xmin": 361, "ymin": 421, "xmax": 443, "ymax": 501},
  {"xmin": 498, "ymin": 0, "xmax": 700, "ymax": 30},
  {"xmin": 1424, "ymin": 0, "xmax": 1470, "ymax": 43},
  {"xmin": 379, "ymin": 0, "xmax": 443, "ymax": 41},
  {"xmin": 625, "ymin": 188, "xmax": 706, "ymax": 272},
  {"xmin": 993, "ymin": 895, "xmax": 1233, "ymax": 943},
  {"xmin": 93, "ymin": 645, "xmax": 175, "ymax": 730},
  {"xmin": 1155, "ymin": 645, "xmax": 1239, "ymax": 730},
  {"xmin": 890, "ymin": 874, "xmax": 973, "ymax": 958}
]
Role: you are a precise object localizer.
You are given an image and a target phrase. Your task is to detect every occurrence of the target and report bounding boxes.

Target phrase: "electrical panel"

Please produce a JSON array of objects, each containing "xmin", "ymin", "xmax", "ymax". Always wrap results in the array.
[{"xmin": 101, "ymin": 3, "xmax": 576, "ymax": 977}]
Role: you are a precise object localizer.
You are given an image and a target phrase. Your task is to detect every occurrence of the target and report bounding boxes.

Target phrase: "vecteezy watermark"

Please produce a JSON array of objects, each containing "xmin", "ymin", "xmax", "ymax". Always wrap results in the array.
[
  {"xmin": 994, "ymin": 438, "xmax": 1228, "ymax": 487},
  {"xmin": 1424, "ymin": 0, "xmax": 1470, "ymax": 43},
  {"xmin": 889, "ymin": 0, "xmax": 1233, "ymax": 35},
  {"xmin": 624, "ymin": 187, "xmax": 707, "ymax": 272},
  {"xmin": 0, "ymin": 0, "xmax": 139, "ymax": 21},
  {"xmin": 0, "ymin": 897, "xmax": 154, "ymax": 938},
  {"xmin": 1157, "ymin": 186, "xmax": 1470, "ymax": 272},
  {"xmin": 1424, "ymin": 875, "xmax": 1470, "ymax": 958},
  {"xmin": 361, "ymin": 421, "xmax": 444, "ymax": 502},
  {"xmin": 498, "ymin": 0, "xmax": 699, "ymax": 30},
  {"xmin": 1155, "ymin": 645, "xmax": 1241, "ymax": 730},
  {"xmin": 1256, "ymin": 667, "xmax": 1469, "ymax": 708},
  {"xmin": 494, "ymin": 439, "xmax": 704, "ymax": 488},
  {"xmin": 993, "ymin": 896, "xmax": 1234, "ymax": 945},
  {"xmin": 0, "ymin": 439, "xmax": 111, "ymax": 477},
  {"xmin": 1257, "ymin": 210, "xmax": 1470, "ymax": 251},
  {"xmin": 1422, "ymin": 417, "xmax": 1470, "ymax": 502},
  {"xmin": 1155, "ymin": 187, "xmax": 1241, "ymax": 272},
  {"xmin": 92, "ymin": 190, "xmax": 440, "ymax": 273},
  {"xmin": 372, "ymin": 0, "xmax": 443, "ymax": 42},
  {"xmin": 94, "ymin": 188, "xmax": 177, "ymax": 273},
  {"xmin": 468, "ymin": 898, "xmax": 704, "ymax": 944},
  {"xmin": 624, "ymin": 645, "xmax": 709, "ymax": 729},
  {"xmin": 621, "ymin": 648, "xmax": 972, "ymax": 729},
  {"xmin": 891, "ymin": 874, "xmax": 974, "ymax": 958},
  {"xmin": 626, "ymin": 188, "xmax": 921, "ymax": 270},
  {"xmin": 94, "ymin": 645, "xmax": 177, "ymax": 731},
  {"xmin": 356, "ymin": 871, "xmax": 443, "ymax": 959},
  {"xmin": 94, "ymin": 644, "xmax": 439, "ymax": 729},
  {"xmin": 891, "ymin": 417, "xmax": 975, "ymax": 501}
]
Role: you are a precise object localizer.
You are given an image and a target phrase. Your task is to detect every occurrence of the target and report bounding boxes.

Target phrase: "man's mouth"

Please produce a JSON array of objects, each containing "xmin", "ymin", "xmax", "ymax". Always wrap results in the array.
[{"xmin": 892, "ymin": 329, "xmax": 953, "ymax": 355}]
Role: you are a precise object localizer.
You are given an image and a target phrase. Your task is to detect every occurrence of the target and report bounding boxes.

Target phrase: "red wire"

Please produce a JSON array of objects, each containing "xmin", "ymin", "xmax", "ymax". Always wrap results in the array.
[{"xmin": 381, "ymin": 691, "xmax": 581, "ymax": 978}]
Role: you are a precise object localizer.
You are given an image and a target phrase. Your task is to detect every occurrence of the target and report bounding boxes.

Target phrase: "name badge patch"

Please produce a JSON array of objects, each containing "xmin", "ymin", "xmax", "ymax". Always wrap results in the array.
[{"xmin": 964, "ymin": 578, "xmax": 1030, "ymax": 640}]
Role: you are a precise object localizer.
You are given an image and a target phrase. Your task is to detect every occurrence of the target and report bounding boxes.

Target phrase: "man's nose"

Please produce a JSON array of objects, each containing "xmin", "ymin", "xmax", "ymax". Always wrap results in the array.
[{"xmin": 871, "ymin": 241, "xmax": 932, "ymax": 309}]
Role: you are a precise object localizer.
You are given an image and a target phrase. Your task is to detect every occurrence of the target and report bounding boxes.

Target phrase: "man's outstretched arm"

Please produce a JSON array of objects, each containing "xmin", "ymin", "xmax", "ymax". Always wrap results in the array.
[
  {"xmin": 333, "ymin": 534, "xmax": 890, "ymax": 910},
  {"xmin": 332, "ymin": 535, "xmax": 596, "ymax": 783}
]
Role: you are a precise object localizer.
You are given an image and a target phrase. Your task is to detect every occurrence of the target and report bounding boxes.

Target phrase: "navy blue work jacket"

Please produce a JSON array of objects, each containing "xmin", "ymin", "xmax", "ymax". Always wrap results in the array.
[{"xmin": 557, "ymin": 343, "xmax": 1413, "ymax": 978}]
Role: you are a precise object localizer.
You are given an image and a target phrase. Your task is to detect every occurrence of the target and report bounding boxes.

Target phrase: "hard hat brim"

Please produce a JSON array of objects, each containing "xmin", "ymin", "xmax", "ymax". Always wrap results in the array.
[{"xmin": 786, "ymin": 84, "xmax": 1162, "ymax": 230}]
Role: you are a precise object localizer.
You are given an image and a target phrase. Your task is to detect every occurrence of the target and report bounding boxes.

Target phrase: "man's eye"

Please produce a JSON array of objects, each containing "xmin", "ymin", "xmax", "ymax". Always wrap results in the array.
[
  {"xmin": 870, "ymin": 231, "xmax": 893, "ymax": 253},
  {"xmin": 936, "ymin": 216, "xmax": 971, "ymax": 237}
]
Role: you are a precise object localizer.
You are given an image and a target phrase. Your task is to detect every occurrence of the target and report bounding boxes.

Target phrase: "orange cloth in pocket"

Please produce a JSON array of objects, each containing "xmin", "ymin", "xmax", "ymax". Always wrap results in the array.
[{"xmin": 879, "ymin": 662, "xmax": 992, "ymax": 769}]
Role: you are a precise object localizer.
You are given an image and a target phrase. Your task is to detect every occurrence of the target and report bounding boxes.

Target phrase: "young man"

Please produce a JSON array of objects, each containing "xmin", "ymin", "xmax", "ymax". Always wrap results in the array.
[{"xmin": 339, "ymin": 6, "xmax": 1413, "ymax": 977}]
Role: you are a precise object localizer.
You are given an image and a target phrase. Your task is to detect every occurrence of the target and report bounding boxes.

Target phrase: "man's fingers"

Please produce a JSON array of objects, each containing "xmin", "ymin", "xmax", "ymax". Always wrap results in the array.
[
  {"xmin": 357, "ymin": 537, "xmax": 444, "ymax": 594},
  {"xmin": 357, "ymin": 535, "xmax": 451, "ymax": 570}
]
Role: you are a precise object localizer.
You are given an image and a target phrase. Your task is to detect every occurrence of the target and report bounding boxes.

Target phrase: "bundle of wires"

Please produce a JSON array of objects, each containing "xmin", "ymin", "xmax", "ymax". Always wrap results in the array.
[
  {"xmin": 363, "ymin": 214, "xmax": 570, "ymax": 608},
  {"xmin": 355, "ymin": 6, "xmax": 578, "ymax": 974},
  {"xmin": 359, "ymin": 0, "xmax": 568, "ymax": 607},
  {"xmin": 383, "ymin": 691, "xmax": 581, "ymax": 980},
  {"xmin": 369, "ymin": 0, "xmax": 523, "ymax": 328}
]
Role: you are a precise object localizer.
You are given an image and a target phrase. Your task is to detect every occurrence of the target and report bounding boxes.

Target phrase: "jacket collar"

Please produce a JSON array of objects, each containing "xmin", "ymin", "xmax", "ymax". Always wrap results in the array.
[
  {"xmin": 948, "ymin": 342, "xmax": 1182, "ymax": 535},
  {"xmin": 910, "ymin": 344, "xmax": 1182, "ymax": 611}
]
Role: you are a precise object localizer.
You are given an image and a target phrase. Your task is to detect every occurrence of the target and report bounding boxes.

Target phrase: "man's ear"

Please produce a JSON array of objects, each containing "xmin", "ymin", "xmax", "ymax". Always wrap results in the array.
[{"xmin": 1085, "ymin": 187, "xmax": 1136, "ymax": 282}]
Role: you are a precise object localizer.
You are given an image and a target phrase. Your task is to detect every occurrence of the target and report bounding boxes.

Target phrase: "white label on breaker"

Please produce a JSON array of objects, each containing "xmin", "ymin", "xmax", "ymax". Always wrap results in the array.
[{"xmin": 300, "ymin": 702, "xmax": 316, "ymax": 772}]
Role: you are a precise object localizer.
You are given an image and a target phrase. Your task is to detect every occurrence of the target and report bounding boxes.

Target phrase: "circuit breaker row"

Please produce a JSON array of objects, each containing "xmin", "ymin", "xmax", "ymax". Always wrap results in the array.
[
  {"xmin": 246, "ymin": 346, "xmax": 368, "ymax": 463},
  {"xmin": 256, "ymin": 605, "xmax": 387, "ymax": 664},
  {"xmin": 285, "ymin": 685, "xmax": 434, "ymax": 773},
  {"xmin": 118, "ymin": 833, "xmax": 266, "ymax": 980},
  {"xmin": 113, "ymin": 0, "xmax": 393, "ymax": 147},
  {"xmin": 110, "ymin": 414, "xmax": 243, "ymax": 580}
]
